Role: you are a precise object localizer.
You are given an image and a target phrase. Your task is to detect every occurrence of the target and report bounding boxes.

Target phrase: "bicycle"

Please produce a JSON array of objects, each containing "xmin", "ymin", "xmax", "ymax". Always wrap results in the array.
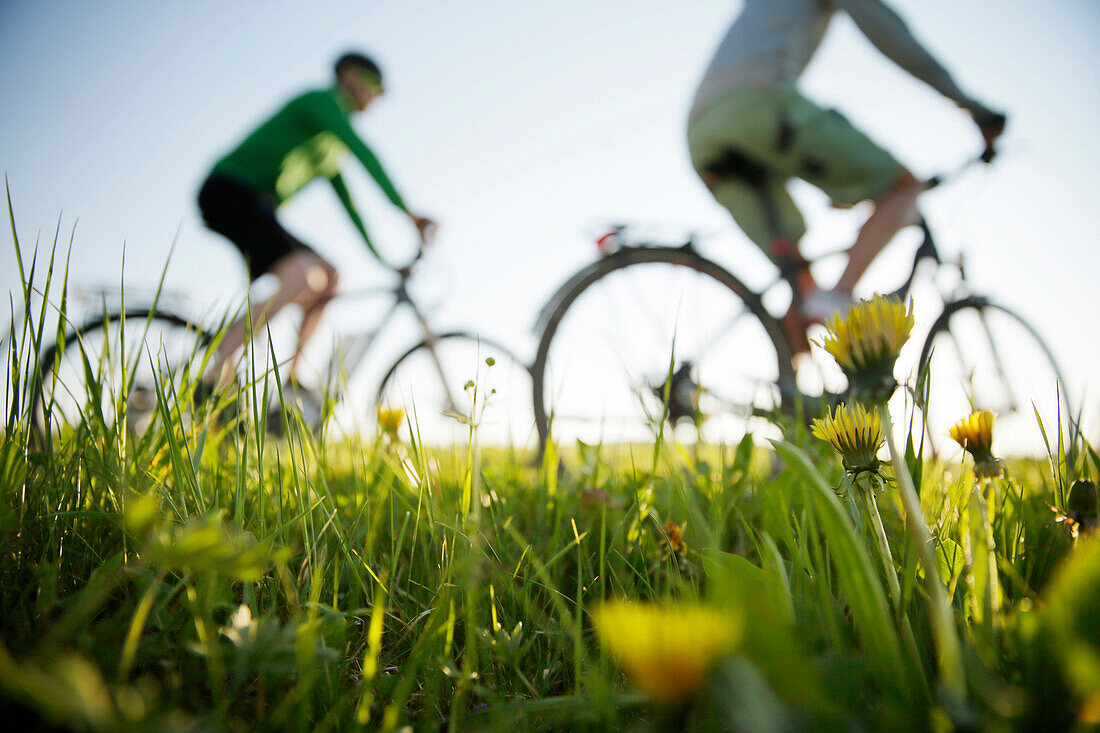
[
  {"xmin": 531, "ymin": 153, "xmax": 1074, "ymax": 458},
  {"xmin": 33, "ymin": 246, "xmax": 535, "ymax": 446}
]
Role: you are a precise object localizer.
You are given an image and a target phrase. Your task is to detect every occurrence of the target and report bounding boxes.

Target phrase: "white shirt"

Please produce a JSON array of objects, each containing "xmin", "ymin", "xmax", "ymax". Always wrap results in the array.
[{"xmin": 690, "ymin": 0, "xmax": 983, "ymax": 121}]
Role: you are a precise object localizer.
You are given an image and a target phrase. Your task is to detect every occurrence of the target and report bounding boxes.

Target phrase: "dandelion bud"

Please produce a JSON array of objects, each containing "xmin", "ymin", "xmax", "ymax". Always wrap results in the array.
[
  {"xmin": 948, "ymin": 410, "xmax": 1003, "ymax": 480},
  {"xmin": 1067, "ymin": 479, "xmax": 1099, "ymax": 536},
  {"xmin": 811, "ymin": 402, "xmax": 888, "ymax": 493},
  {"xmin": 376, "ymin": 406, "xmax": 405, "ymax": 437}
]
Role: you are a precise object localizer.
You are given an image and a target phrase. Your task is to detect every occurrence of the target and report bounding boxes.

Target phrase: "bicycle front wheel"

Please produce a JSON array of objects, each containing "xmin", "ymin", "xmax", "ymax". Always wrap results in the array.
[
  {"xmin": 36, "ymin": 310, "xmax": 216, "ymax": 437},
  {"xmin": 917, "ymin": 297, "xmax": 1073, "ymax": 457},
  {"xmin": 532, "ymin": 247, "xmax": 794, "ymax": 450},
  {"xmin": 376, "ymin": 332, "xmax": 534, "ymax": 448}
]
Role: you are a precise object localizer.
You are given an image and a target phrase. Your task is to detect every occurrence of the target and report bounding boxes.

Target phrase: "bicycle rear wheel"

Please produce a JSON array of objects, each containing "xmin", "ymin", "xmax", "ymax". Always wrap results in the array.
[
  {"xmin": 532, "ymin": 247, "xmax": 794, "ymax": 450},
  {"xmin": 917, "ymin": 297, "xmax": 1073, "ymax": 457},
  {"xmin": 36, "ymin": 310, "xmax": 216, "ymax": 436},
  {"xmin": 376, "ymin": 332, "xmax": 534, "ymax": 448}
]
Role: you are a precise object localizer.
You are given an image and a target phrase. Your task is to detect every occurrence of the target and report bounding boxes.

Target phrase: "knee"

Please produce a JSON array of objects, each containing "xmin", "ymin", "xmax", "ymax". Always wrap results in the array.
[
  {"xmin": 297, "ymin": 262, "xmax": 338, "ymax": 309},
  {"xmin": 281, "ymin": 258, "xmax": 338, "ymax": 308},
  {"xmin": 305, "ymin": 262, "xmax": 338, "ymax": 299}
]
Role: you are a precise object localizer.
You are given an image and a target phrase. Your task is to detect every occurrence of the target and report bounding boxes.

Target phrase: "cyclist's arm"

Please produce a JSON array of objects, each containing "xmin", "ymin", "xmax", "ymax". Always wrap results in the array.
[
  {"xmin": 329, "ymin": 172, "xmax": 384, "ymax": 263},
  {"xmin": 312, "ymin": 100, "xmax": 409, "ymax": 212},
  {"xmin": 835, "ymin": 0, "xmax": 993, "ymax": 119},
  {"xmin": 312, "ymin": 95, "xmax": 438, "ymax": 243}
]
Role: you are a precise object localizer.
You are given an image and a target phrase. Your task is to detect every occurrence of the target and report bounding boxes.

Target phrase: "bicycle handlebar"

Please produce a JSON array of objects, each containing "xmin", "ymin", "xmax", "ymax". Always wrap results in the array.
[
  {"xmin": 926, "ymin": 112, "xmax": 1006, "ymax": 188},
  {"xmin": 389, "ymin": 225, "xmax": 439, "ymax": 277},
  {"xmin": 925, "ymin": 148, "xmax": 994, "ymax": 190},
  {"xmin": 980, "ymin": 142, "xmax": 998, "ymax": 165},
  {"xmin": 392, "ymin": 246, "xmax": 423, "ymax": 278},
  {"xmin": 980, "ymin": 111, "xmax": 1008, "ymax": 163}
]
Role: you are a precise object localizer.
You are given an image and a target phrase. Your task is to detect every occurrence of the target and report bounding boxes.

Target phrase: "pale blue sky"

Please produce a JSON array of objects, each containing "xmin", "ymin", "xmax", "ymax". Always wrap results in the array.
[{"xmin": 2, "ymin": 0, "xmax": 1098, "ymax": 438}]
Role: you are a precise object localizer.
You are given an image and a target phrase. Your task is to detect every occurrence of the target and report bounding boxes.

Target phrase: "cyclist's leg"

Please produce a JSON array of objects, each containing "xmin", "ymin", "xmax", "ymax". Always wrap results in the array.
[
  {"xmin": 687, "ymin": 87, "xmax": 813, "ymax": 284},
  {"xmin": 688, "ymin": 93, "xmax": 814, "ymax": 353},
  {"xmin": 214, "ymin": 250, "xmax": 336, "ymax": 385},
  {"xmin": 776, "ymin": 95, "xmax": 914, "ymax": 294},
  {"xmin": 290, "ymin": 260, "xmax": 339, "ymax": 380},
  {"xmin": 836, "ymin": 170, "xmax": 922, "ymax": 293},
  {"xmin": 706, "ymin": 174, "xmax": 807, "ymax": 258},
  {"xmin": 697, "ymin": 174, "xmax": 816, "ymax": 355},
  {"xmin": 198, "ymin": 174, "xmax": 334, "ymax": 386}
]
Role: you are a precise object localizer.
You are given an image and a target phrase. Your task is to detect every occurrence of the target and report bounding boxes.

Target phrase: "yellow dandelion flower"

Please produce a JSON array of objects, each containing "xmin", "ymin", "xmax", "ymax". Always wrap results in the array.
[
  {"xmin": 376, "ymin": 406, "xmax": 405, "ymax": 436},
  {"xmin": 818, "ymin": 295, "xmax": 914, "ymax": 403},
  {"xmin": 593, "ymin": 601, "xmax": 740, "ymax": 701},
  {"xmin": 948, "ymin": 410, "xmax": 1003, "ymax": 480},
  {"xmin": 811, "ymin": 402, "xmax": 884, "ymax": 472}
]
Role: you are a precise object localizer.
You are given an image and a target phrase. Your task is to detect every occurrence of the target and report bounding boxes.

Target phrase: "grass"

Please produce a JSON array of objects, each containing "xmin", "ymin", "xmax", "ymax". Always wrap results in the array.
[{"xmin": 3, "ymin": 220, "xmax": 1100, "ymax": 731}]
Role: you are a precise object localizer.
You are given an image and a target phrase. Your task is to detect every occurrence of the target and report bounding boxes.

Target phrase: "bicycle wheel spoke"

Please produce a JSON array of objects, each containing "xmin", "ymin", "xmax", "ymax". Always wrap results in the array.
[
  {"xmin": 38, "ymin": 313, "xmax": 214, "ymax": 436},
  {"xmin": 694, "ymin": 303, "xmax": 752, "ymax": 362},
  {"xmin": 376, "ymin": 334, "xmax": 534, "ymax": 448},
  {"xmin": 534, "ymin": 251, "xmax": 790, "ymax": 448},
  {"xmin": 975, "ymin": 309, "xmax": 1019, "ymax": 413},
  {"xmin": 915, "ymin": 301, "xmax": 1071, "ymax": 457}
]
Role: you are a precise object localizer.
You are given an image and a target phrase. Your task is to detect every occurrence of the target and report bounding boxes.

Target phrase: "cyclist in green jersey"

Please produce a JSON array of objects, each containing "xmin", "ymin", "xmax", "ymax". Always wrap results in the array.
[{"xmin": 198, "ymin": 52, "xmax": 435, "ymax": 388}]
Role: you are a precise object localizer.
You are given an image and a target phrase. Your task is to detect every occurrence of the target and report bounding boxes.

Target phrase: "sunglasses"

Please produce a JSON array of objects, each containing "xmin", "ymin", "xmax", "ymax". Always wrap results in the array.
[{"xmin": 357, "ymin": 71, "xmax": 384, "ymax": 94}]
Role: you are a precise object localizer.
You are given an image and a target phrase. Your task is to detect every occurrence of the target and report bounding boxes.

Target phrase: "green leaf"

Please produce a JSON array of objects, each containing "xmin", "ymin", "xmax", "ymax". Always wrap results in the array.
[
  {"xmin": 1043, "ymin": 535, "xmax": 1100, "ymax": 696},
  {"xmin": 772, "ymin": 440, "xmax": 913, "ymax": 704},
  {"xmin": 691, "ymin": 656, "xmax": 790, "ymax": 733},
  {"xmin": 702, "ymin": 551, "xmax": 833, "ymax": 715},
  {"xmin": 936, "ymin": 537, "xmax": 965, "ymax": 600},
  {"xmin": 140, "ymin": 514, "xmax": 279, "ymax": 583},
  {"xmin": 966, "ymin": 487, "xmax": 1001, "ymax": 638}
]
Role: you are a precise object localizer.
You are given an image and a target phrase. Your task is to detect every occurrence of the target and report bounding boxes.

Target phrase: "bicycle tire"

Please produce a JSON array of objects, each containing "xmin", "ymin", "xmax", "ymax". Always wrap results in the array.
[
  {"xmin": 376, "ymin": 331, "xmax": 535, "ymax": 447},
  {"xmin": 916, "ymin": 296, "xmax": 1074, "ymax": 457},
  {"xmin": 532, "ymin": 246, "xmax": 795, "ymax": 451},
  {"xmin": 35, "ymin": 309, "xmax": 216, "ymax": 437}
]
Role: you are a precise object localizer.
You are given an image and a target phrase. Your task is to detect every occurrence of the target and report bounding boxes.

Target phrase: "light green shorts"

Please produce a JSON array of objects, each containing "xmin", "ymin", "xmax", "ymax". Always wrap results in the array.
[{"xmin": 687, "ymin": 86, "xmax": 902, "ymax": 257}]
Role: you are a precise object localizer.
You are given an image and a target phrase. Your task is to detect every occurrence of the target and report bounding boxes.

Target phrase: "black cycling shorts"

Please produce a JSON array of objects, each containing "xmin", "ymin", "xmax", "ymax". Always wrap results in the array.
[{"xmin": 198, "ymin": 174, "xmax": 315, "ymax": 281}]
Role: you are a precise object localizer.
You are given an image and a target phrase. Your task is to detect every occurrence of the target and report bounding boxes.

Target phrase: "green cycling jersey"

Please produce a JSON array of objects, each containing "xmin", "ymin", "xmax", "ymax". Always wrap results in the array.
[{"xmin": 212, "ymin": 85, "xmax": 406, "ymax": 259}]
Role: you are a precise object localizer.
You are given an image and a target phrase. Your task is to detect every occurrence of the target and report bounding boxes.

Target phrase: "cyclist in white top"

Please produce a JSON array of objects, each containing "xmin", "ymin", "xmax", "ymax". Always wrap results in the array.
[{"xmin": 687, "ymin": 0, "xmax": 1004, "ymax": 351}]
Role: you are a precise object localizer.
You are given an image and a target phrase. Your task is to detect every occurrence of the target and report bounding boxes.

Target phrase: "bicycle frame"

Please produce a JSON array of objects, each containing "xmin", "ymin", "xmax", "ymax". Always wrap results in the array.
[{"xmin": 318, "ymin": 269, "xmax": 461, "ymax": 412}]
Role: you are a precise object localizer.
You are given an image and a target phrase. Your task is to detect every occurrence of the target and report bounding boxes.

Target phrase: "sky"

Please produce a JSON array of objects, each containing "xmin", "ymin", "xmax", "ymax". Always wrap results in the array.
[{"xmin": 2, "ymin": 0, "xmax": 1098, "ymax": 442}]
